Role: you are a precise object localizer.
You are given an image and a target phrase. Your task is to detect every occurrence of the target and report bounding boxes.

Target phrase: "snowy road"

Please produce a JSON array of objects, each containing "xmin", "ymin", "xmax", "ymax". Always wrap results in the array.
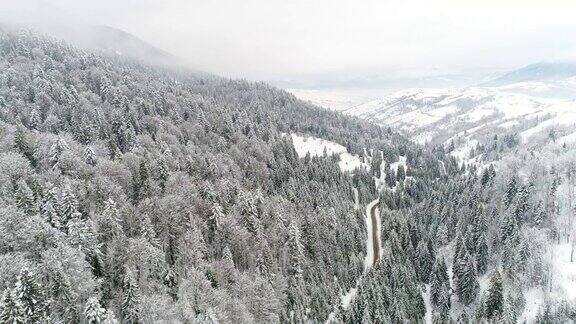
[
  {"xmin": 369, "ymin": 199, "xmax": 381, "ymax": 267},
  {"xmin": 364, "ymin": 198, "xmax": 382, "ymax": 270},
  {"xmin": 326, "ymin": 197, "xmax": 382, "ymax": 323}
]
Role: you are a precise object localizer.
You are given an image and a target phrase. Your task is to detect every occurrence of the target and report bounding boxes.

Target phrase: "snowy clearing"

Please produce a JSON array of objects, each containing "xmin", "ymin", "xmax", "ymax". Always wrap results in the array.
[{"xmin": 289, "ymin": 133, "xmax": 369, "ymax": 173}]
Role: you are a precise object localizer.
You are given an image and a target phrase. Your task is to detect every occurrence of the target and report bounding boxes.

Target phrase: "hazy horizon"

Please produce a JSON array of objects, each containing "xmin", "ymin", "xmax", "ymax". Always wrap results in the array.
[{"xmin": 2, "ymin": 0, "xmax": 576, "ymax": 88}]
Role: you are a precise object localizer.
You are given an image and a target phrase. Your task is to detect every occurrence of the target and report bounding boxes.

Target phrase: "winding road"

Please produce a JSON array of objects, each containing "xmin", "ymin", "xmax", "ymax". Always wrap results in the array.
[
  {"xmin": 369, "ymin": 200, "xmax": 381, "ymax": 266},
  {"xmin": 363, "ymin": 198, "xmax": 382, "ymax": 270}
]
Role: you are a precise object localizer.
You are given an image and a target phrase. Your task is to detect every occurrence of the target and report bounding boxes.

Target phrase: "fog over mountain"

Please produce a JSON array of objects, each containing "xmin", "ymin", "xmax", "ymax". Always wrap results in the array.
[{"xmin": 2, "ymin": 0, "xmax": 575, "ymax": 86}]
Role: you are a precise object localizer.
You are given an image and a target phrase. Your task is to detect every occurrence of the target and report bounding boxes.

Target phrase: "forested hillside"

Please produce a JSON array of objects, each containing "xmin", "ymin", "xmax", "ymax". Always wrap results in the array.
[
  {"xmin": 1, "ymin": 27, "xmax": 574, "ymax": 324},
  {"xmin": 0, "ymin": 28, "xmax": 447, "ymax": 323}
]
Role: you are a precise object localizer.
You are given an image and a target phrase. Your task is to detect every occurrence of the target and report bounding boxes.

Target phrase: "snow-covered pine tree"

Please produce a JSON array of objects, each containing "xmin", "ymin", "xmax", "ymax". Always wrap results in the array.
[
  {"xmin": 84, "ymin": 297, "xmax": 106, "ymax": 324},
  {"xmin": 504, "ymin": 175, "xmax": 518, "ymax": 207},
  {"xmin": 385, "ymin": 166, "xmax": 396, "ymax": 188},
  {"xmin": 121, "ymin": 269, "xmax": 141, "ymax": 324},
  {"xmin": 397, "ymin": 164, "xmax": 406, "ymax": 182},
  {"xmin": 456, "ymin": 252, "xmax": 479, "ymax": 306},
  {"xmin": 210, "ymin": 202, "xmax": 224, "ymax": 233},
  {"xmin": 500, "ymin": 294, "xmax": 518, "ymax": 324},
  {"xmin": 50, "ymin": 269, "xmax": 77, "ymax": 322},
  {"xmin": 14, "ymin": 179, "xmax": 36, "ymax": 215},
  {"xmin": 475, "ymin": 233, "xmax": 489, "ymax": 275},
  {"xmin": 102, "ymin": 309, "xmax": 119, "ymax": 324},
  {"xmin": 452, "ymin": 234, "xmax": 466, "ymax": 284},
  {"xmin": 49, "ymin": 137, "xmax": 69, "ymax": 169},
  {"xmin": 28, "ymin": 109, "xmax": 40, "ymax": 130},
  {"xmin": 415, "ymin": 239, "xmax": 433, "ymax": 283},
  {"xmin": 12, "ymin": 267, "xmax": 48, "ymax": 322},
  {"xmin": 84, "ymin": 146, "xmax": 97, "ymax": 166},
  {"xmin": 14, "ymin": 127, "xmax": 37, "ymax": 167},
  {"xmin": 430, "ymin": 258, "xmax": 451, "ymax": 312},
  {"xmin": 97, "ymin": 198, "xmax": 123, "ymax": 241},
  {"xmin": 288, "ymin": 221, "xmax": 305, "ymax": 278},
  {"xmin": 0, "ymin": 289, "xmax": 24, "ymax": 323},
  {"xmin": 59, "ymin": 185, "xmax": 81, "ymax": 232},
  {"xmin": 500, "ymin": 210, "xmax": 518, "ymax": 242},
  {"xmin": 41, "ymin": 184, "xmax": 61, "ymax": 229},
  {"xmin": 484, "ymin": 270, "xmax": 503, "ymax": 319}
]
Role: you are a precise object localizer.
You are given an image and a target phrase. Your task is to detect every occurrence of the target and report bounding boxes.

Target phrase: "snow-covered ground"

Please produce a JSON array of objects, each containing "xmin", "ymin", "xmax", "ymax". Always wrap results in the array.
[
  {"xmin": 389, "ymin": 155, "xmax": 407, "ymax": 175},
  {"xmin": 289, "ymin": 85, "xmax": 576, "ymax": 153},
  {"xmin": 289, "ymin": 133, "xmax": 369, "ymax": 172},
  {"xmin": 422, "ymin": 285, "xmax": 432, "ymax": 324},
  {"xmin": 551, "ymin": 243, "xmax": 576, "ymax": 301},
  {"xmin": 287, "ymin": 89, "xmax": 371, "ymax": 112}
]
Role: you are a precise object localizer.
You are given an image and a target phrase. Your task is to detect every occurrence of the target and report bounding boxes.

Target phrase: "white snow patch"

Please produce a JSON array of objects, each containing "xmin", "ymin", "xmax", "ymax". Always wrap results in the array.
[
  {"xmin": 451, "ymin": 139, "xmax": 478, "ymax": 162},
  {"xmin": 557, "ymin": 131, "xmax": 576, "ymax": 146},
  {"xmin": 290, "ymin": 133, "xmax": 369, "ymax": 173},
  {"xmin": 551, "ymin": 242, "xmax": 576, "ymax": 301},
  {"xmin": 341, "ymin": 288, "xmax": 358, "ymax": 309},
  {"xmin": 519, "ymin": 288, "xmax": 545, "ymax": 323},
  {"xmin": 287, "ymin": 88, "xmax": 371, "ymax": 112},
  {"xmin": 389, "ymin": 155, "xmax": 408, "ymax": 176},
  {"xmin": 520, "ymin": 111, "xmax": 576, "ymax": 142},
  {"xmin": 423, "ymin": 285, "xmax": 432, "ymax": 324}
]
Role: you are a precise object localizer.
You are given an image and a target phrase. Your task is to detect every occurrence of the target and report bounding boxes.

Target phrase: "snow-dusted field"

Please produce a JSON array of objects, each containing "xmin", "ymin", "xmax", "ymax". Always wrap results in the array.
[
  {"xmin": 289, "ymin": 85, "xmax": 576, "ymax": 151},
  {"xmin": 289, "ymin": 133, "xmax": 369, "ymax": 172}
]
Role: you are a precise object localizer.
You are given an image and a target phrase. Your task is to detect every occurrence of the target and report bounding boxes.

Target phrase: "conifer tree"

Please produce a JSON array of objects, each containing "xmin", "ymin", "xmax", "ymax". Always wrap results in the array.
[
  {"xmin": 500, "ymin": 295, "xmax": 517, "ymax": 324},
  {"xmin": 102, "ymin": 309, "xmax": 119, "ymax": 324},
  {"xmin": 98, "ymin": 198, "xmax": 123, "ymax": 241},
  {"xmin": 0, "ymin": 289, "xmax": 24, "ymax": 323},
  {"xmin": 84, "ymin": 297, "xmax": 106, "ymax": 324},
  {"xmin": 456, "ymin": 253, "xmax": 479, "ymax": 306},
  {"xmin": 84, "ymin": 146, "xmax": 97, "ymax": 166},
  {"xmin": 121, "ymin": 269, "xmax": 140, "ymax": 324},
  {"xmin": 475, "ymin": 234, "xmax": 489, "ymax": 275},
  {"xmin": 50, "ymin": 269, "xmax": 77, "ymax": 322},
  {"xmin": 14, "ymin": 127, "xmax": 37, "ymax": 167},
  {"xmin": 416, "ymin": 240, "xmax": 433, "ymax": 283},
  {"xmin": 397, "ymin": 165, "xmax": 406, "ymax": 182},
  {"xmin": 288, "ymin": 221, "xmax": 305, "ymax": 278},
  {"xmin": 484, "ymin": 271, "xmax": 503, "ymax": 319},
  {"xmin": 504, "ymin": 176, "xmax": 518, "ymax": 207},
  {"xmin": 500, "ymin": 210, "xmax": 518, "ymax": 242},
  {"xmin": 12, "ymin": 268, "xmax": 48, "ymax": 322},
  {"xmin": 41, "ymin": 185, "xmax": 61, "ymax": 229},
  {"xmin": 14, "ymin": 180, "xmax": 36, "ymax": 215},
  {"xmin": 210, "ymin": 202, "xmax": 224, "ymax": 232},
  {"xmin": 49, "ymin": 137, "xmax": 69, "ymax": 169},
  {"xmin": 430, "ymin": 258, "xmax": 451, "ymax": 313},
  {"xmin": 385, "ymin": 166, "xmax": 396, "ymax": 188},
  {"xmin": 59, "ymin": 185, "xmax": 81, "ymax": 231}
]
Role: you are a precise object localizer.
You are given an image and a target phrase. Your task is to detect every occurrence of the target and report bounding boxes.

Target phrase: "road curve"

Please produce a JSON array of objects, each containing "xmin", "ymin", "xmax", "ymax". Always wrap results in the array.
[{"xmin": 369, "ymin": 200, "xmax": 380, "ymax": 266}]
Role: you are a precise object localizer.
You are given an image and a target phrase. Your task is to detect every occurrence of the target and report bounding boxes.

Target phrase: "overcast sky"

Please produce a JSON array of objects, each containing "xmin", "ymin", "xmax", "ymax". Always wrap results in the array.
[{"xmin": 7, "ymin": 0, "xmax": 576, "ymax": 83}]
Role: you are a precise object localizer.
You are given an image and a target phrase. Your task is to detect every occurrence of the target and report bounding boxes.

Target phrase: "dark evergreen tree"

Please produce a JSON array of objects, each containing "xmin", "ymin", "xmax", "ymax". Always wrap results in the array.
[
  {"xmin": 455, "ymin": 253, "xmax": 479, "ymax": 306},
  {"xmin": 484, "ymin": 270, "xmax": 503, "ymax": 319},
  {"xmin": 430, "ymin": 258, "xmax": 451, "ymax": 313}
]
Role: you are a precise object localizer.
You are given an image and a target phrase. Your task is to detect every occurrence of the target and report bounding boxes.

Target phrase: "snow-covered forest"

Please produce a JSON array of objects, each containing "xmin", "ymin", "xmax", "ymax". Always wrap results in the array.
[{"xmin": 0, "ymin": 24, "xmax": 576, "ymax": 324}]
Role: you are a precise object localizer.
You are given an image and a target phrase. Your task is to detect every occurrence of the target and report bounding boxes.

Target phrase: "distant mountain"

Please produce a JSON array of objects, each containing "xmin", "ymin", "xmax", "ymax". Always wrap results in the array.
[
  {"xmin": 49, "ymin": 24, "xmax": 185, "ymax": 69},
  {"xmin": 0, "ymin": 0, "xmax": 187, "ymax": 69},
  {"xmin": 491, "ymin": 61, "xmax": 576, "ymax": 85}
]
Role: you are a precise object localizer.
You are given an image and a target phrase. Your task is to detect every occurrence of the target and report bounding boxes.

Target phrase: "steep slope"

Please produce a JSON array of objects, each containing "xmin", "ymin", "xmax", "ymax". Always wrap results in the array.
[{"xmin": 0, "ymin": 28, "xmax": 445, "ymax": 323}]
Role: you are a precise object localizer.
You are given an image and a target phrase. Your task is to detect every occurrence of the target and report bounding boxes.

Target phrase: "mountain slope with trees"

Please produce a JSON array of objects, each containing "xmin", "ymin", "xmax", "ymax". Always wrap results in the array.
[{"xmin": 0, "ymin": 28, "xmax": 446, "ymax": 323}]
